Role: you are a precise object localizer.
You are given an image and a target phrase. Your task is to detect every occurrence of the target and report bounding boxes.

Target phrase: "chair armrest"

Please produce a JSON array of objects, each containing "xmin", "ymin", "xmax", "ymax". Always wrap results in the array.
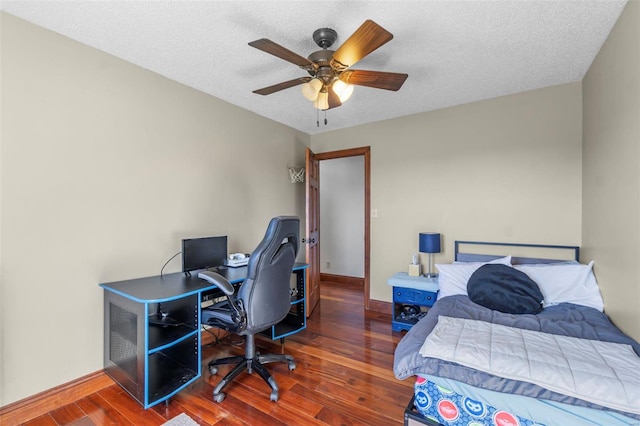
[
  {"xmin": 198, "ymin": 271, "xmax": 235, "ymax": 296},
  {"xmin": 198, "ymin": 271, "xmax": 246, "ymax": 329}
]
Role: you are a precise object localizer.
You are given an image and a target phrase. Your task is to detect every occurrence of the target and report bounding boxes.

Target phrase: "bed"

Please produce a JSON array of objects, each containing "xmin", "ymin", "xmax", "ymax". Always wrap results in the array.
[{"xmin": 393, "ymin": 241, "xmax": 640, "ymax": 426}]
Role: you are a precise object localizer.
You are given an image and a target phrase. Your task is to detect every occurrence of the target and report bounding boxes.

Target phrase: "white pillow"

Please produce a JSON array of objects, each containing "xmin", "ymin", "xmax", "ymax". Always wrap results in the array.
[
  {"xmin": 514, "ymin": 261, "xmax": 604, "ymax": 311},
  {"xmin": 436, "ymin": 256, "xmax": 512, "ymax": 299}
]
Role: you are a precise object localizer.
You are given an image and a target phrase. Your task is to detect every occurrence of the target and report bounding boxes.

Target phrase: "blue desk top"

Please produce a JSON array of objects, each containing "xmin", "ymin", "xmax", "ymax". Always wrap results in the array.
[
  {"xmin": 387, "ymin": 272, "xmax": 439, "ymax": 292},
  {"xmin": 100, "ymin": 262, "xmax": 308, "ymax": 303}
]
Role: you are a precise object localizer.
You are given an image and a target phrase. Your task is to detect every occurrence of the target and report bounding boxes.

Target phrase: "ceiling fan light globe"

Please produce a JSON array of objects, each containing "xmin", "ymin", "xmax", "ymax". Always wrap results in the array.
[
  {"xmin": 301, "ymin": 78, "xmax": 323, "ymax": 101},
  {"xmin": 313, "ymin": 91, "xmax": 329, "ymax": 110},
  {"xmin": 333, "ymin": 80, "xmax": 354, "ymax": 102}
]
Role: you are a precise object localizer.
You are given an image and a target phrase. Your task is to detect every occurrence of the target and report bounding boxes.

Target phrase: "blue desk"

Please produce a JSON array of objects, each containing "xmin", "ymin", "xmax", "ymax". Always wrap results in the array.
[{"xmin": 100, "ymin": 262, "xmax": 307, "ymax": 409}]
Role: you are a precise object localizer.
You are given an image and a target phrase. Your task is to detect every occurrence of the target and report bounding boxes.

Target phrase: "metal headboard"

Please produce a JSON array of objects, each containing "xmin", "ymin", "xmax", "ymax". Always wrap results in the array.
[{"xmin": 454, "ymin": 241, "xmax": 580, "ymax": 265}]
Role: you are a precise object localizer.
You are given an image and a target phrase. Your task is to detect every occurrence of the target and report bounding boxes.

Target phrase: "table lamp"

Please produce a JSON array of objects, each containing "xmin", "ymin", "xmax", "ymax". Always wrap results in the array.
[{"xmin": 419, "ymin": 232, "xmax": 441, "ymax": 278}]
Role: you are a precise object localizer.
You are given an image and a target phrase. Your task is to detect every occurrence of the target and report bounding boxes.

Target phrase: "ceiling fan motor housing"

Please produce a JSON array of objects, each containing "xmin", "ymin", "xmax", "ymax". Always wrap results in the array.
[{"xmin": 307, "ymin": 49, "xmax": 336, "ymax": 83}]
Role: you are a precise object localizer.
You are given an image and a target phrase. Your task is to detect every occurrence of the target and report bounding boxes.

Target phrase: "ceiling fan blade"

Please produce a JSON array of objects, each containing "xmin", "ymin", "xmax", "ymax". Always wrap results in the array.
[
  {"xmin": 249, "ymin": 38, "xmax": 317, "ymax": 70},
  {"xmin": 253, "ymin": 77, "xmax": 312, "ymax": 95},
  {"xmin": 340, "ymin": 69, "xmax": 408, "ymax": 91},
  {"xmin": 327, "ymin": 86, "xmax": 342, "ymax": 109},
  {"xmin": 331, "ymin": 20, "xmax": 393, "ymax": 70}
]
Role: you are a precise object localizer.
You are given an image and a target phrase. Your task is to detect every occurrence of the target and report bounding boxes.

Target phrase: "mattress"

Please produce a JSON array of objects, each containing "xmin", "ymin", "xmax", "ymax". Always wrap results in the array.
[
  {"xmin": 394, "ymin": 295, "xmax": 640, "ymax": 423},
  {"xmin": 412, "ymin": 375, "xmax": 542, "ymax": 426},
  {"xmin": 412, "ymin": 375, "xmax": 640, "ymax": 426}
]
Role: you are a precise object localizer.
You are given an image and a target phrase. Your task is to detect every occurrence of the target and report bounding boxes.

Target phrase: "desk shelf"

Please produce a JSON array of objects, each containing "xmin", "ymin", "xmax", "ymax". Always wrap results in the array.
[
  {"xmin": 260, "ymin": 265, "xmax": 307, "ymax": 340},
  {"xmin": 103, "ymin": 290, "xmax": 200, "ymax": 409},
  {"xmin": 270, "ymin": 298, "xmax": 305, "ymax": 339},
  {"xmin": 147, "ymin": 340, "xmax": 198, "ymax": 403},
  {"xmin": 148, "ymin": 325, "xmax": 197, "ymax": 351}
]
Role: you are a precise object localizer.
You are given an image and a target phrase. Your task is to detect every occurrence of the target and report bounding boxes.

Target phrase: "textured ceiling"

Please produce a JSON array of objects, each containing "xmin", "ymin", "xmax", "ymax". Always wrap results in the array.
[{"xmin": 0, "ymin": 1, "xmax": 627, "ymax": 135}]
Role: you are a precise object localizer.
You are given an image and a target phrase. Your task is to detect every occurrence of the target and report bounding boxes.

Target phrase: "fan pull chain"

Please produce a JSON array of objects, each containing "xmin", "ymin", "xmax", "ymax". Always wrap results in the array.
[{"xmin": 315, "ymin": 109, "xmax": 329, "ymax": 127}]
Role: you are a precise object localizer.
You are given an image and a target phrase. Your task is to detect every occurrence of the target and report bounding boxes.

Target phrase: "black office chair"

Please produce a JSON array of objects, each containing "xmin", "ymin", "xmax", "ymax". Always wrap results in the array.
[{"xmin": 198, "ymin": 216, "xmax": 300, "ymax": 403}]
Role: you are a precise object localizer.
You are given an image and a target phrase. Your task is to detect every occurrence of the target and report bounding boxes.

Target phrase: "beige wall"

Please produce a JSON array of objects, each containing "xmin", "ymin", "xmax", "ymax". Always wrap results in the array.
[
  {"xmin": 311, "ymin": 83, "xmax": 583, "ymax": 302},
  {"xmin": 582, "ymin": 1, "xmax": 640, "ymax": 341},
  {"xmin": 0, "ymin": 13, "xmax": 309, "ymax": 406}
]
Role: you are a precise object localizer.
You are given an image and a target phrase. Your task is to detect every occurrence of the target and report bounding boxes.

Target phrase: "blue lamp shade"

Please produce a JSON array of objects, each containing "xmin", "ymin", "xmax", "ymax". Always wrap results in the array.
[{"xmin": 419, "ymin": 233, "xmax": 441, "ymax": 254}]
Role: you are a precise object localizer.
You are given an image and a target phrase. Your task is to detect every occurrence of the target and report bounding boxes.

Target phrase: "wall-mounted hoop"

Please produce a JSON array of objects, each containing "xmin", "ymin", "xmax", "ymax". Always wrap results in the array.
[{"xmin": 288, "ymin": 166, "xmax": 305, "ymax": 183}]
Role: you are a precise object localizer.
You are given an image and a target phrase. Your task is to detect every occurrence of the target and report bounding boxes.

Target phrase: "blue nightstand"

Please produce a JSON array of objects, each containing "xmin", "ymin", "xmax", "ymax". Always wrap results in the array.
[{"xmin": 388, "ymin": 273, "xmax": 439, "ymax": 332}]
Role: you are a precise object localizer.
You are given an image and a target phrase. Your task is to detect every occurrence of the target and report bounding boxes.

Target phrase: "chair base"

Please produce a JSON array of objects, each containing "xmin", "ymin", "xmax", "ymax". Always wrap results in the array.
[{"xmin": 208, "ymin": 352, "xmax": 296, "ymax": 403}]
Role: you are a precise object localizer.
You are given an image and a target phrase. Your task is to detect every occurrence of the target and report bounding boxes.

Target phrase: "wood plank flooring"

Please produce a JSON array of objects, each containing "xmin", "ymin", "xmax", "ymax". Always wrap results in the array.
[{"xmin": 21, "ymin": 282, "xmax": 413, "ymax": 425}]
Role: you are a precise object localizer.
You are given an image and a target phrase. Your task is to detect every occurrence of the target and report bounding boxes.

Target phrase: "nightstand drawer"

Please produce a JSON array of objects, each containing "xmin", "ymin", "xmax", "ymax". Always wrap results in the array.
[{"xmin": 393, "ymin": 287, "xmax": 438, "ymax": 307}]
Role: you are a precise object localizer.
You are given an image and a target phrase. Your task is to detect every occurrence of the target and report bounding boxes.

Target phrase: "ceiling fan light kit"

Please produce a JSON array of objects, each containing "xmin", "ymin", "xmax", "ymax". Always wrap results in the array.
[
  {"xmin": 302, "ymin": 77, "xmax": 353, "ymax": 107},
  {"xmin": 313, "ymin": 90, "xmax": 329, "ymax": 110},
  {"xmin": 249, "ymin": 20, "xmax": 408, "ymax": 118},
  {"xmin": 332, "ymin": 79, "xmax": 354, "ymax": 102},
  {"xmin": 301, "ymin": 77, "xmax": 323, "ymax": 101}
]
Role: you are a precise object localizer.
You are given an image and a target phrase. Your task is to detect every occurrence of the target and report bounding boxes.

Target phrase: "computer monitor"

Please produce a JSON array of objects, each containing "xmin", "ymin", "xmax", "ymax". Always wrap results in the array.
[{"xmin": 182, "ymin": 236, "xmax": 227, "ymax": 273}]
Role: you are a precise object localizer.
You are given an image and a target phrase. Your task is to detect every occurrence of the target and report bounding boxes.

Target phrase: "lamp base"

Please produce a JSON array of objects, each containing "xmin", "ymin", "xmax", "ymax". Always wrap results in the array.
[{"xmin": 423, "ymin": 273, "xmax": 439, "ymax": 278}]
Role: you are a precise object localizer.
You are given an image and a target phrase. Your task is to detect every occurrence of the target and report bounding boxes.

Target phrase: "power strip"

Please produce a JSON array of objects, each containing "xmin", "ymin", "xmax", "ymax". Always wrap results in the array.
[{"xmin": 201, "ymin": 295, "xmax": 227, "ymax": 308}]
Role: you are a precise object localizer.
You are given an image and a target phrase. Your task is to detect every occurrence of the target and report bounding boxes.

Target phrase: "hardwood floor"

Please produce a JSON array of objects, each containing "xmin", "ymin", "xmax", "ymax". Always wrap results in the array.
[{"xmin": 19, "ymin": 282, "xmax": 412, "ymax": 425}]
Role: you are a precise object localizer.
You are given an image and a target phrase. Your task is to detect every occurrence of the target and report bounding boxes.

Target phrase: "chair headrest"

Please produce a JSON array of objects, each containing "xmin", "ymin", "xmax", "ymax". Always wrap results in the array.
[{"xmin": 246, "ymin": 216, "xmax": 300, "ymax": 279}]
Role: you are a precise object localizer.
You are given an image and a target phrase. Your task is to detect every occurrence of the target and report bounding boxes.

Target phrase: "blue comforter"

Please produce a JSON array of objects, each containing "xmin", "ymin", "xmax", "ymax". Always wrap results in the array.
[{"xmin": 393, "ymin": 295, "xmax": 640, "ymax": 418}]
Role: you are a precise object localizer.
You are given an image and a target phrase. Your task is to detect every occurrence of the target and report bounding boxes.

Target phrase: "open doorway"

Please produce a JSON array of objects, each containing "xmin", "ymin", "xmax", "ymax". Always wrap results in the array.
[
  {"xmin": 305, "ymin": 147, "xmax": 371, "ymax": 317},
  {"xmin": 319, "ymin": 157, "xmax": 365, "ymax": 284}
]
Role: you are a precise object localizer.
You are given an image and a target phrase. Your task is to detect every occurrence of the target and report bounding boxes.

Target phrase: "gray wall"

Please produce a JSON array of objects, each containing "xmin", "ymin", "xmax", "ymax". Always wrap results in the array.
[
  {"xmin": 0, "ymin": 13, "xmax": 308, "ymax": 406},
  {"xmin": 582, "ymin": 0, "xmax": 640, "ymax": 341}
]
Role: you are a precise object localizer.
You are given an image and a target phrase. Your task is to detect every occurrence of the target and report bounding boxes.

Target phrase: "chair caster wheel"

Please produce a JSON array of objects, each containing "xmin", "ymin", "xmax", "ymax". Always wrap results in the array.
[
  {"xmin": 288, "ymin": 361, "xmax": 296, "ymax": 371},
  {"xmin": 270, "ymin": 390, "xmax": 279, "ymax": 402},
  {"xmin": 209, "ymin": 365, "xmax": 218, "ymax": 375},
  {"xmin": 213, "ymin": 392, "xmax": 225, "ymax": 403}
]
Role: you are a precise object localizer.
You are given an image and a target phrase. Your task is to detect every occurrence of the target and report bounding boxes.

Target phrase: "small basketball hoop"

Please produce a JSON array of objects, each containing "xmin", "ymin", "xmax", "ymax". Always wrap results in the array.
[{"xmin": 288, "ymin": 166, "xmax": 305, "ymax": 183}]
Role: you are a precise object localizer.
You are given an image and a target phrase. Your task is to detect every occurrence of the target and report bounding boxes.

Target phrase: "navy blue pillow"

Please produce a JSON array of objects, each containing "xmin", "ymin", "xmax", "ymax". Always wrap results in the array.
[{"xmin": 467, "ymin": 264, "xmax": 543, "ymax": 314}]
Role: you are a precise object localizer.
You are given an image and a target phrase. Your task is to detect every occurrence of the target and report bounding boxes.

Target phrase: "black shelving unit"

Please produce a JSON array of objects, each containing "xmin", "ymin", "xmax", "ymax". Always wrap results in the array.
[{"xmin": 101, "ymin": 273, "xmax": 208, "ymax": 409}]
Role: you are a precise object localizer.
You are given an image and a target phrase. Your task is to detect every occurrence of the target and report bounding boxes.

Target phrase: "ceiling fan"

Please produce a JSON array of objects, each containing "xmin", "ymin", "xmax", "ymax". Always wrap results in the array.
[{"xmin": 248, "ymin": 20, "xmax": 408, "ymax": 111}]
